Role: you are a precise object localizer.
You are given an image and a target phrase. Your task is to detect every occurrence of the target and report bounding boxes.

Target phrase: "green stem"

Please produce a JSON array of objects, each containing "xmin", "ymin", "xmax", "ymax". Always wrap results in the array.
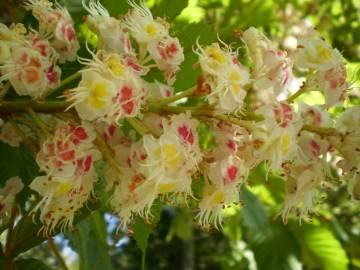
[
  {"xmin": 95, "ymin": 132, "xmax": 122, "ymax": 174},
  {"xmin": 125, "ymin": 117, "xmax": 151, "ymax": 136},
  {"xmin": 25, "ymin": 107, "xmax": 52, "ymax": 137},
  {"xmin": 302, "ymin": 124, "xmax": 341, "ymax": 137},
  {"xmin": 215, "ymin": 114, "xmax": 256, "ymax": 131},
  {"xmin": 286, "ymin": 82, "xmax": 307, "ymax": 103},
  {"xmin": 48, "ymin": 237, "xmax": 69, "ymax": 270},
  {"xmin": 148, "ymin": 87, "xmax": 197, "ymax": 108},
  {"xmin": 44, "ymin": 71, "xmax": 81, "ymax": 98},
  {"xmin": 0, "ymin": 100, "xmax": 70, "ymax": 113}
]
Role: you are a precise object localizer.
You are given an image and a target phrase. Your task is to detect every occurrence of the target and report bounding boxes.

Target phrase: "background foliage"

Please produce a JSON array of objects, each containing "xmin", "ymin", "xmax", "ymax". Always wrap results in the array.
[{"xmin": 0, "ymin": 0, "xmax": 359, "ymax": 269}]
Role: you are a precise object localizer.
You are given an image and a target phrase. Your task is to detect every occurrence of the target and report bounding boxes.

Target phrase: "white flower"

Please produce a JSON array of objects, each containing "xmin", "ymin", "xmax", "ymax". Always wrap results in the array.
[
  {"xmin": 317, "ymin": 63, "xmax": 348, "ymax": 107},
  {"xmin": 69, "ymin": 70, "xmax": 117, "ymax": 121},
  {"xmin": 147, "ymin": 36, "xmax": 184, "ymax": 84},
  {"xmin": 83, "ymin": 0, "xmax": 132, "ymax": 55},
  {"xmin": 282, "ymin": 162, "xmax": 326, "ymax": 222},
  {"xmin": 252, "ymin": 49, "xmax": 293, "ymax": 95},
  {"xmin": 299, "ymin": 103, "xmax": 333, "ymax": 127},
  {"xmin": 26, "ymin": 0, "xmax": 79, "ymax": 62},
  {"xmin": 30, "ymin": 122, "xmax": 100, "ymax": 233},
  {"xmin": 162, "ymin": 113, "xmax": 202, "ymax": 163},
  {"xmin": 124, "ymin": 0, "xmax": 169, "ymax": 44},
  {"xmin": 242, "ymin": 27, "xmax": 293, "ymax": 97},
  {"xmin": 70, "ymin": 51, "xmax": 147, "ymax": 123},
  {"xmin": 253, "ymin": 102, "xmax": 301, "ymax": 170},
  {"xmin": 197, "ymin": 155, "xmax": 247, "ymax": 228},
  {"xmin": 336, "ymin": 106, "xmax": 360, "ymax": 133},
  {"xmin": 294, "ymin": 32, "xmax": 342, "ymax": 71},
  {"xmin": 210, "ymin": 63, "xmax": 250, "ymax": 113},
  {"xmin": 106, "ymin": 167, "xmax": 157, "ymax": 229},
  {"xmin": 195, "ymin": 42, "xmax": 233, "ymax": 76},
  {"xmin": 141, "ymin": 132, "xmax": 194, "ymax": 195},
  {"xmin": 196, "ymin": 41, "xmax": 250, "ymax": 113},
  {"xmin": 30, "ymin": 173, "xmax": 97, "ymax": 233},
  {"xmin": 242, "ymin": 27, "xmax": 272, "ymax": 69},
  {"xmin": 0, "ymin": 33, "xmax": 61, "ymax": 97}
]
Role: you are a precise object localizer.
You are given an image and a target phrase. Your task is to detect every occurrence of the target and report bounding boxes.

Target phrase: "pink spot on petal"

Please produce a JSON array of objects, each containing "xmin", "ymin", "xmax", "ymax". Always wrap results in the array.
[
  {"xmin": 226, "ymin": 165, "xmax": 238, "ymax": 184},
  {"xmin": 177, "ymin": 125, "xmax": 194, "ymax": 145}
]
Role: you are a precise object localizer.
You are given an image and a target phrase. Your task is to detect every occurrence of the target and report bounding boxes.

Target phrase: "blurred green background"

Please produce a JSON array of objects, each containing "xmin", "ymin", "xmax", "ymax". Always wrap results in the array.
[{"xmin": 1, "ymin": 0, "xmax": 360, "ymax": 269}]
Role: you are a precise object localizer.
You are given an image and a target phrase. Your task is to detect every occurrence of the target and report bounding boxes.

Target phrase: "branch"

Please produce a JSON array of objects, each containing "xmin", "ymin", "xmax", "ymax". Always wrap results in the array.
[
  {"xmin": 286, "ymin": 82, "xmax": 307, "ymax": 103},
  {"xmin": 0, "ymin": 100, "xmax": 70, "ymax": 113},
  {"xmin": 301, "ymin": 124, "xmax": 341, "ymax": 137},
  {"xmin": 125, "ymin": 117, "xmax": 148, "ymax": 136},
  {"xmin": 48, "ymin": 237, "xmax": 69, "ymax": 270},
  {"xmin": 147, "ymin": 86, "xmax": 197, "ymax": 108},
  {"xmin": 95, "ymin": 132, "xmax": 122, "ymax": 174}
]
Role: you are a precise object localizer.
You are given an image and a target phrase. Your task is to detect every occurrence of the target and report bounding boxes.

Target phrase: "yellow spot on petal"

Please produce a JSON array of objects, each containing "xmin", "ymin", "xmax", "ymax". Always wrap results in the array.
[
  {"xmin": 281, "ymin": 132, "xmax": 291, "ymax": 155},
  {"xmin": 229, "ymin": 69, "xmax": 241, "ymax": 81},
  {"xmin": 163, "ymin": 144, "xmax": 180, "ymax": 168},
  {"xmin": 206, "ymin": 46, "xmax": 226, "ymax": 64},
  {"xmin": 212, "ymin": 191, "xmax": 224, "ymax": 204},
  {"xmin": 55, "ymin": 182, "xmax": 72, "ymax": 196},
  {"xmin": 305, "ymin": 44, "xmax": 333, "ymax": 65},
  {"xmin": 316, "ymin": 45, "xmax": 333, "ymax": 61},
  {"xmin": 106, "ymin": 56, "xmax": 124, "ymax": 77},
  {"xmin": 145, "ymin": 24, "xmax": 158, "ymax": 37},
  {"xmin": 159, "ymin": 182, "xmax": 176, "ymax": 193},
  {"xmin": 153, "ymin": 144, "xmax": 181, "ymax": 168},
  {"xmin": 89, "ymin": 82, "xmax": 110, "ymax": 109}
]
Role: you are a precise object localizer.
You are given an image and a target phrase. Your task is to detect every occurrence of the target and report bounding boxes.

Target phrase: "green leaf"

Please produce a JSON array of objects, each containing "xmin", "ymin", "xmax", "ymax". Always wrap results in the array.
[
  {"xmin": 9, "ymin": 199, "xmax": 101, "ymax": 258},
  {"xmin": 241, "ymin": 187, "xmax": 302, "ymax": 269},
  {"xmin": 59, "ymin": 0, "xmax": 87, "ymax": 23},
  {"xmin": 0, "ymin": 142, "xmax": 39, "ymax": 209},
  {"xmin": 132, "ymin": 217, "xmax": 153, "ymax": 269},
  {"xmin": 247, "ymin": 221, "xmax": 302, "ymax": 270},
  {"xmin": 68, "ymin": 211, "xmax": 113, "ymax": 270},
  {"xmin": 11, "ymin": 259, "xmax": 54, "ymax": 270},
  {"xmin": 172, "ymin": 22, "xmax": 216, "ymax": 90},
  {"xmin": 152, "ymin": 0, "xmax": 188, "ymax": 20},
  {"xmin": 101, "ymin": 0, "xmax": 130, "ymax": 17},
  {"xmin": 175, "ymin": 21, "xmax": 216, "ymax": 50},
  {"xmin": 295, "ymin": 224, "xmax": 349, "ymax": 270},
  {"xmin": 197, "ymin": 122, "xmax": 216, "ymax": 151},
  {"xmin": 168, "ymin": 209, "xmax": 192, "ymax": 241},
  {"xmin": 0, "ymin": 142, "xmax": 38, "ymax": 185},
  {"xmin": 240, "ymin": 186, "xmax": 270, "ymax": 232}
]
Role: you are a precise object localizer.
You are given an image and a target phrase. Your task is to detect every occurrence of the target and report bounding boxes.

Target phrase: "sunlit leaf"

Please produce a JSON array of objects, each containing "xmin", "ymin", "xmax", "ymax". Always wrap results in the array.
[
  {"xmin": 67, "ymin": 211, "xmax": 113, "ymax": 270},
  {"xmin": 295, "ymin": 224, "xmax": 349, "ymax": 270}
]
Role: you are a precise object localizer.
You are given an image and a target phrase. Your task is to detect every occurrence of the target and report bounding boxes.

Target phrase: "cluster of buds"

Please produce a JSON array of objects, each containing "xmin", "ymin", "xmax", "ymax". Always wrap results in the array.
[{"xmin": 30, "ymin": 122, "xmax": 100, "ymax": 233}]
